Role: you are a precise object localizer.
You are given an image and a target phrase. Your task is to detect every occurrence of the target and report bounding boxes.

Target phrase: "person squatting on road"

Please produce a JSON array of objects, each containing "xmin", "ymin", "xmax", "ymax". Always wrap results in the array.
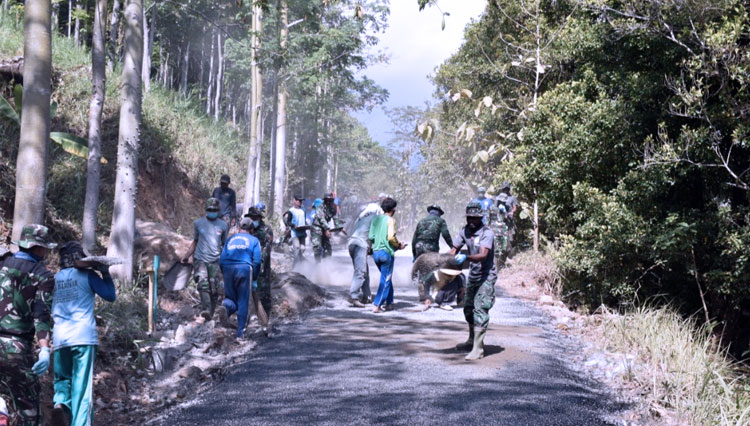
[
  {"xmin": 182, "ymin": 198, "xmax": 229, "ymax": 321},
  {"xmin": 369, "ymin": 197, "xmax": 407, "ymax": 313},
  {"xmin": 284, "ymin": 195, "xmax": 308, "ymax": 264},
  {"xmin": 418, "ymin": 268, "xmax": 466, "ymax": 311},
  {"xmin": 217, "ymin": 218, "xmax": 262, "ymax": 338},
  {"xmin": 346, "ymin": 209, "xmax": 378, "ymax": 307},
  {"xmin": 212, "ymin": 174, "xmax": 237, "ymax": 231},
  {"xmin": 52, "ymin": 241, "xmax": 116, "ymax": 426},
  {"xmin": 0, "ymin": 225, "xmax": 56, "ymax": 426},
  {"xmin": 245, "ymin": 207, "xmax": 273, "ymax": 318},
  {"xmin": 451, "ymin": 202, "xmax": 497, "ymax": 361}
]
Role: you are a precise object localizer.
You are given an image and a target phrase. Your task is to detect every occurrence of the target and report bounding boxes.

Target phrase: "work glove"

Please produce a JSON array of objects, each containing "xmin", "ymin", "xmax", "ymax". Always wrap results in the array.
[
  {"xmin": 454, "ymin": 254, "xmax": 467, "ymax": 265},
  {"xmin": 252, "ymin": 280, "xmax": 258, "ymax": 291},
  {"xmin": 31, "ymin": 347, "xmax": 50, "ymax": 376}
]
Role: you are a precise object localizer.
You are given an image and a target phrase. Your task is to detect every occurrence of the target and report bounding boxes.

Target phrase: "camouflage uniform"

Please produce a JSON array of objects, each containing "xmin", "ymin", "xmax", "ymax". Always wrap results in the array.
[
  {"xmin": 252, "ymin": 221, "xmax": 274, "ymax": 315},
  {"xmin": 489, "ymin": 205, "xmax": 510, "ymax": 270},
  {"xmin": 0, "ymin": 225, "xmax": 56, "ymax": 426},
  {"xmin": 411, "ymin": 205, "xmax": 452, "ymax": 260},
  {"xmin": 310, "ymin": 204, "xmax": 333, "ymax": 262}
]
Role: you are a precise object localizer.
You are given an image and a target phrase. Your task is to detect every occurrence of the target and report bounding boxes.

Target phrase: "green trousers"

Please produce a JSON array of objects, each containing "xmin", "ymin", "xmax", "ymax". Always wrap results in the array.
[
  {"xmin": 463, "ymin": 279, "xmax": 495, "ymax": 329},
  {"xmin": 0, "ymin": 336, "xmax": 39, "ymax": 426},
  {"xmin": 53, "ymin": 345, "xmax": 96, "ymax": 426}
]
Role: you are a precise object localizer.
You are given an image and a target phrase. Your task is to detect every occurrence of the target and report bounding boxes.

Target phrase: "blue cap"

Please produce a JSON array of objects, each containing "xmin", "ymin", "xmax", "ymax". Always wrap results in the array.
[
  {"xmin": 255, "ymin": 202, "xmax": 266, "ymax": 211},
  {"xmin": 313, "ymin": 198, "xmax": 323, "ymax": 208}
]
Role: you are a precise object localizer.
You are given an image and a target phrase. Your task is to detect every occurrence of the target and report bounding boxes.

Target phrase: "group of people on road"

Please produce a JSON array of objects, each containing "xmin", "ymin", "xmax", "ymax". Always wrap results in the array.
[
  {"xmin": 0, "ymin": 225, "xmax": 117, "ymax": 426},
  {"xmin": 345, "ymin": 183, "xmax": 519, "ymax": 361}
]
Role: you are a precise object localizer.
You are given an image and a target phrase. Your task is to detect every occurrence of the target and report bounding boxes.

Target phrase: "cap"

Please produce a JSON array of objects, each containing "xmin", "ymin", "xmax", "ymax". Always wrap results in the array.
[
  {"xmin": 294, "ymin": 194, "xmax": 304, "ymax": 201},
  {"xmin": 477, "ymin": 186, "xmax": 486, "ymax": 193},
  {"xmin": 313, "ymin": 198, "xmax": 323, "ymax": 208},
  {"xmin": 323, "ymin": 192, "xmax": 335, "ymax": 200},
  {"xmin": 59, "ymin": 241, "xmax": 85, "ymax": 268},
  {"xmin": 205, "ymin": 197, "xmax": 220, "ymax": 211},
  {"xmin": 245, "ymin": 206, "xmax": 265, "ymax": 218},
  {"xmin": 427, "ymin": 204, "xmax": 444, "ymax": 215},
  {"xmin": 501, "ymin": 181, "xmax": 511, "ymax": 190},
  {"xmin": 13, "ymin": 224, "xmax": 57, "ymax": 249},
  {"xmin": 255, "ymin": 202, "xmax": 266, "ymax": 211},
  {"xmin": 465, "ymin": 202, "xmax": 484, "ymax": 218},
  {"xmin": 220, "ymin": 174, "xmax": 230, "ymax": 184},
  {"xmin": 239, "ymin": 217, "xmax": 255, "ymax": 230}
]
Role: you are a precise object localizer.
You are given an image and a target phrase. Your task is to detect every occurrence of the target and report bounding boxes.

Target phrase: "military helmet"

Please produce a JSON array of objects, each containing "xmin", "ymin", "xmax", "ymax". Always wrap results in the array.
[
  {"xmin": 220, "ymin": 174, "xmax": 230, "ymax": 184},
  {"xmin": 477, "ymin": 186, "xmax": 487, "ymax": 194},
  {"xmin": 205, "ymin": 197, "xmax": 220, "ymax": 211},
  {"xmin": 501, "ymin": 181, "xmax": 512, "ymax": 191},
  {"xmin": 245, "ymin": 206, "xmax": 265, "ymax": 219},
  {"xmin": 465, "ymin": 202, "xmax": 484, "ymax": 218},
  {"xmin": 323, "ymin": 192, "xmax": 335, "ymax": 200},
  {"xmin": 255, "ymin": 202, "xmax": 266, "ymax": 212},
  {"xmin": 427, "ymin": 204, "xmax": 444, "ymax": 216},
  {"xmin": 14, "ymin": 224, "xmax": 57, "ymax": 249}
]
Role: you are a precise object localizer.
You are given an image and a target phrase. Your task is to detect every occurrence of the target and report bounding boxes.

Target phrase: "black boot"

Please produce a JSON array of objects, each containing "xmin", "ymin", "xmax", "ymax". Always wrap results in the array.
[
  {"xmin": 456, "ymin": 325, "xmax": 474, "ymax": 351},
  {"xmin": 199, "ymin": 290, "xmax": 214, "ymax": 320}
]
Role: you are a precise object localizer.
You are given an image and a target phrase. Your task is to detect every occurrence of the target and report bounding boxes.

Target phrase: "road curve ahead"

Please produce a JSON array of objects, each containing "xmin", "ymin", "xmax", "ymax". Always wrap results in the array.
[{"xmin": 153, "ymin": 252, "xmax": 626, "ymax": 426}]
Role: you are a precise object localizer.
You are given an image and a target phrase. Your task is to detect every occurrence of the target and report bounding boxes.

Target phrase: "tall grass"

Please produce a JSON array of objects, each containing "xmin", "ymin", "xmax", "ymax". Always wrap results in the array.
[{"xmin": 600, "ymin": 306, "xmax": 750, "ymax": 425}]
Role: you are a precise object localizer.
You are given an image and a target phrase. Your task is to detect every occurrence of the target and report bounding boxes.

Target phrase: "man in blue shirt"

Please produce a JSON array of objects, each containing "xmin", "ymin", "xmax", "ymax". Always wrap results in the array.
[
  {"xmin": 52, "ymin": 241, "xmax": 116, "ymax": 426},
  {"xmin": 471, "ymin": 186, "xmax": 493, "ymax": 224},
  {"xmin": 217, "ymin": 218, "xmax": 262, "ymax": 338}
]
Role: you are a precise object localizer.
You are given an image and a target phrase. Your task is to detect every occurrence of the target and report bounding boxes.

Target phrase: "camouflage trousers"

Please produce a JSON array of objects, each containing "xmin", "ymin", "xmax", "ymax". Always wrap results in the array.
[
  {"xmin": 193, "ymin": 260, "xmax": 221, "ymax": 313},
  {"xmin": 256, "ymin": 275, "xmax": 272, "ymax": 316},
  {"xmin": 0, "ymin": 336, "xmax": 40, "ymax": 426},
  {"xmin": 463, "ymin": 280, "xmax": 495, "ymax": 330},
  {"xmin": 310, "ymin": 231, "xmax": 332, "ymax": 262},
  {"xmin": 413, "ymin": 243, "xmax": 438, "ymax": 261}
]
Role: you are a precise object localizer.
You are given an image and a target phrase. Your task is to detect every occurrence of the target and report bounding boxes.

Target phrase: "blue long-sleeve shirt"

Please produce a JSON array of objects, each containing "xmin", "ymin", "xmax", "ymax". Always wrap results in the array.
[
  {"xmin": 220, "ymin": 233, "xmax": 262, "ymax": 280},
  {"xmin": 53, "ymin": 268, "xmax": 116, "ymax": 348}
]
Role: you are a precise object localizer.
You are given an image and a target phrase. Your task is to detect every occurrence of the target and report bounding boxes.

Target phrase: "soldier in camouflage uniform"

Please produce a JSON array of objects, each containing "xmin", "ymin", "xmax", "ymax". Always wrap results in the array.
[
  {"xmin": 310, "ymin": 197, "xmax": 333, "ymax": 263},
  {"xmin": 0, "ymin": 224, "xmax": 57, "ymax": 426},
  {"xmin": 182, "ymin": 198, "xmax": 228, "ymax": 320},
  {"xmin": 489, "ymin": 203, "xmax": 510, "ymax": 271},
  {"xmin": 411, "ymin": 204, "xmax": 453, "ymax": 261},
  {"xmin": 450, "ymin": 203, "xmax": 497, "ymax": 361},
  {"xmin": 245, "ymin": 207, "xmax": 273, "ymax": 325}
]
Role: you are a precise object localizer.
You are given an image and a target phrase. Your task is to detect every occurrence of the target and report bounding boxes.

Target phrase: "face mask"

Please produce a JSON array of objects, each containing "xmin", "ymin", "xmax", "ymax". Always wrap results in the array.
[
  {"xmin": 252, "ymin": 220, "xmax": 260, "ymax": 228},
  {"xmin": 207, "ymin": 212, "xmax": 219, "ymax": 220}
]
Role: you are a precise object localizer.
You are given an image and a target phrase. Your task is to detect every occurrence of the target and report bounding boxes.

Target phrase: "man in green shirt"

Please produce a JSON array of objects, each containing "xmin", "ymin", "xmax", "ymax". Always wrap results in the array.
[{"xmin": 369, "ymin": 198, "xmax": 406, "ymax": 313}]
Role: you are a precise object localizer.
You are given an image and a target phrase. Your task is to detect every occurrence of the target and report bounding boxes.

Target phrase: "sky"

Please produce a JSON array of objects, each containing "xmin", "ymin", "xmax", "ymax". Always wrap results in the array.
[{"xmin": 354, "ymin": 0, "xmax": 487, "ymax": 146}]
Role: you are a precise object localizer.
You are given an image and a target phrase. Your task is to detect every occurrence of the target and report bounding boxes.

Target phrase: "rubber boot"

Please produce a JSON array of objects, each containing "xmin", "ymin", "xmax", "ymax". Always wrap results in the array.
[
  {"xmin": 199, "ymin": 290, "xmax": 214, "ymax": 320},
  {"xmin": 465, "ymin": 328, "xmax": 487, "ymax": 361},
  {"xmin": 456, "ymin": 326, "xmax": 474, "ymax": 351}
]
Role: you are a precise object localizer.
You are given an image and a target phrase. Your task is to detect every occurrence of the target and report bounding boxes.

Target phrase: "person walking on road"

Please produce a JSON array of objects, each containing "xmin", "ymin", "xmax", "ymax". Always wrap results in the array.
[
  {"xmin": 182, "ymin": 198, "xmax": 228, "ymax": 320},
  {"xmin": 369, "ymin": 198, "xmax": 407, "ymax": 313},
  {"xmin": 411, "ymin": 204, "xmax": 452, "ymax": 261},
  {"xmin": 450, "ymin": 202, "xmax": 497, "ymax": 361},
  {"xmin": 471, "ymin": 186, "xmax": 493, "ymax": 224},
  {"xmin": 245, "ymin": 207, "xmax": 273, "ymax": 334},
  {"xmin": 212, "ymin": 175, "xmax": 237, "ymax": 230},
  {"xmin": 346, "ymin": 209, "xmax": 378, "ymax": 307},
  {"xmin": 0, "ymin": 225, "xmax": 56, "ymax": 426},
  {"xmin": 51, "ymin": 241, "xmax": 116, "ymax": 426},
  {"xmin": 217, "ymin": 218, "xmax": 262, "ymax": 338},
  {"xmin": 310, "ymin": 198, "xmax": 333, "ymax": 263},
  {"xmin": 284, "ymin": 195, "xmax": 308, "ymax": 264}
]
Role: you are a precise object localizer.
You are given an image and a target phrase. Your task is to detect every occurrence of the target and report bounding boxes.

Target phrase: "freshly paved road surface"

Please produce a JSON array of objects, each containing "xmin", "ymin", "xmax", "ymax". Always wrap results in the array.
[{"xmin": 154, "ymin": 251, "xmax": 625, "ymax": 425}]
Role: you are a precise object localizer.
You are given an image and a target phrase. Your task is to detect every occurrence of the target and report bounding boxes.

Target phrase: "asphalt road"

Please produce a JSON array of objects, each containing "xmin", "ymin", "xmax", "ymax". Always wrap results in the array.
[{"xmin": 153, "ymin": 251, "xmax": 626, "ymax": 426}]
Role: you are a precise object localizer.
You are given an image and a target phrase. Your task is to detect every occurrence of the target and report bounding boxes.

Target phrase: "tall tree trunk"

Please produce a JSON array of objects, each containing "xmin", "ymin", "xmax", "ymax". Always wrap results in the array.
[
  {"xmin": 73, "ymin": 0, "xmax": 81, "ymax": 45},
  {"xmin": 268, "ymin": 79, "xmax": 277, "ymax": 205},
  {"xmin": 213, "ymin": 32, "xmax": 223, "ymax": 121},
  {"xmin": 243, "ymin": 5, "xmax": 262, "ymax": 206},
  {"xmin": 67, "ymin": 0, "xmax": 73, "ymax": 37},
  {"xmin": 198, "ymin": 28, "xmax": 205, "ymax": 98},
  {"xmin": 82, "ymin": 0, "xmax": 109, "ymax": 252},
  {"xmin": 325, "ymin": 141, "xmax": 333, "ymax": 191},
  {"xmin": 107, "ymin": 0, "xmax": 143, "ymax": 281},
  {"xmin": 12, "ymin": 0, "xmax": 52, "ymax": 242},
  {"xmin": 107, "ymin": 0, "xmax": 121, "ymax": 69},
  {"xmin": 51, "ymin": 1, "xmax": 59, "ymax": 33},
  {"xmin": 272, "ymin": 0, "xmax": 288, "ymax": 217},
  {"xmin": 180, "ymin": 39, "xmax": 189, "ymax": 96},
  {"xmin": 206, "ymin": 30, "xmax": 214, "ymax": 115},
  {"xmin": 141, "ymin": 0, "xmax": 155, "ymax": 91}
]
